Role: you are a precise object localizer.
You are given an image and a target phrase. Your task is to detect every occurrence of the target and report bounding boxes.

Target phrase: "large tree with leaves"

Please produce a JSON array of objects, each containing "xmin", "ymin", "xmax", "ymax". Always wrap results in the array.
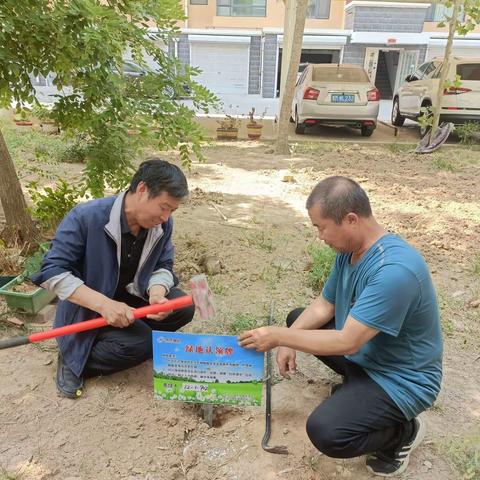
[{"xmin": 0, "ymin": 0, "xmax": 215, "ymax": 245}]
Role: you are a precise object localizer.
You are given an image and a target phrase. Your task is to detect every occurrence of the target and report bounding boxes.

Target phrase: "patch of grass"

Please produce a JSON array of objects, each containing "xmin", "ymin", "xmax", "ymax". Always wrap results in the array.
[
  {"xmin": 428, "ymin": 401, "xmax": 444, "ymax": 414},
  {"xmin": 0, "ymin": 466, "xmax": 23, "ymax": 480},
  {"xmin": 242, "ymin": 232, "xmax": 274, "ymax": 253},
  {"xmin": 441, "ymin": 315, "xmax": 455, "ymax": 337},
  {"xmin": 474, "ymin": 253, "xmax": 480, "ymax": 279},
  {"xmin": 1, "ymin": 120, "xmax": 67, "ymax": 178},
  {"xmin": 307, "ymin": 243, "xmax": 336, "ymax": 292},
  {"xmin": 208, "ymin": 276, "xmax": 226, "ymax": 295},
  {"xmin": 294, "ymin": 142, "xmax": 335, "ymax": 155},
  {"xmin": 260, "ymin": 264, "xmax": 287, "ymax": 291},
  {"xmin": 389, "ymin": 143, "xmax": 412, "ymax": 155},
  {"xmin": 440, "ymin": 431, "xmax": 480, "ymax": 480},
  {"xmin": 229, "ymin": 313, "xmax": 258, "ymax": 335},
  {"xmin": 432, "ymin": 156, "xmax": 458, "ymax": 172}
]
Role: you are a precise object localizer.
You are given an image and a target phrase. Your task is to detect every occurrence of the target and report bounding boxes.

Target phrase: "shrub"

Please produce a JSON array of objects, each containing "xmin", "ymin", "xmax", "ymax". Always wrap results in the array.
[
  {"xmin": 27, "ymin": 180, "xmax": 86, "ymax": 232},
  {"xmin": 456, "ymin": 122, "xmax": 480, "ymax": 146}
]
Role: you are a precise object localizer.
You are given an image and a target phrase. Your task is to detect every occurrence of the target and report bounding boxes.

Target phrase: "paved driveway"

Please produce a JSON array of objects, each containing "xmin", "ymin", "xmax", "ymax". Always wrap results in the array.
[
  {"xmin": 35, "ymin": 86, "xmax": 424, "ymax": 141},
  {"xmin": 183, "ymin": 94, "xmax": 398, "ymax": 122}
]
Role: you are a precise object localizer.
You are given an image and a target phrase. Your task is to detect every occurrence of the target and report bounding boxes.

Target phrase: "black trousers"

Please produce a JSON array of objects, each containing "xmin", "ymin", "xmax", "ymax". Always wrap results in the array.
[
  {"xmin": 286, "ymin": 308, "xmax": 416, "ymax": 458},
  {"xmin": 84, "ymin": 287, "xmax": 194, "ymax": 377}
]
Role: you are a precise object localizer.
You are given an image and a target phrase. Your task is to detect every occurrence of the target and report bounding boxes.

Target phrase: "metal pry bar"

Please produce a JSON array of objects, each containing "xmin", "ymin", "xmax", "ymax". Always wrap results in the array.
[{"xmin": 261, "ymin": 301, "xmax": 289, "ymax": 455}]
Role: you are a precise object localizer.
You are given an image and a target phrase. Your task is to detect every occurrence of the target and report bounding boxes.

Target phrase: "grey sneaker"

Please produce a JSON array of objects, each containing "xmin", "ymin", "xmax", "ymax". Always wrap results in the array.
[{"xmin": 366, "ymin": 416, "xmax": 426, "ymax": 477}]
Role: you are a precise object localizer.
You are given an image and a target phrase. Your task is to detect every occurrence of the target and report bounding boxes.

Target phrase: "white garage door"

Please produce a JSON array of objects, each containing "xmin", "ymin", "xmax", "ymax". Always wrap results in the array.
[
  {"xmin": 426, "ymin": 44, "xmax": 480, "ymax": 61},
  {"xmin": 190, "ymin": 43, "xmax": 250, "ymax": 94}
]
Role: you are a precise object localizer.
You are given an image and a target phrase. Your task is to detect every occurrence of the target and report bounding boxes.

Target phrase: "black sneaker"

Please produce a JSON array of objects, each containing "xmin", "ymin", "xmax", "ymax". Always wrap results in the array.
[
  {"xmin": 56, "ymin": 353, "xmax": 83, "ymax": 399},
  {"xmin": 366, "ymin": 416, "xmax": 426, "ymax": 477}
]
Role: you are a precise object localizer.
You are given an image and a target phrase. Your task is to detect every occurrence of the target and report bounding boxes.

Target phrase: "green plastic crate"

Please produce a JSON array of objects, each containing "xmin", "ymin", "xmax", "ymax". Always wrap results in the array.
[
  {"xmin": 0, "ymin": 276, "xmax": 56, "ymax": 314},
  {"xmin": 0, "ymin": 276, "xmax": 16, "ymax": 288}
]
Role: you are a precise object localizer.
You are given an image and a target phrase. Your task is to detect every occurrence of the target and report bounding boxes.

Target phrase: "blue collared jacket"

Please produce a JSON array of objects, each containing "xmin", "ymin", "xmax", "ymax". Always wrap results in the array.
[{"xmin": 32, "ymin": 192, "xmax": 177, "ymax": 377}]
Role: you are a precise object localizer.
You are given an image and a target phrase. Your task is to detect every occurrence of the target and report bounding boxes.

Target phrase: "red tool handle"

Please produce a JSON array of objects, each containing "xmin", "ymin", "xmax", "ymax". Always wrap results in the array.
[{"xmin": 28, "ymin": 295, "xmax": 193, "ymax": 343}]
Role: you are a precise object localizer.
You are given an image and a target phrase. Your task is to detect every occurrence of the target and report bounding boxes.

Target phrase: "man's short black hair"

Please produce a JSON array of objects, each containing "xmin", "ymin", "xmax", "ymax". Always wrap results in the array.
[
  {"xmin": 129, "ymin": 157, "xmax": 188, "ymax": 199},
  {"xmin": 306, "ymin": 176, "xmax": 372, "ymax": 224}
]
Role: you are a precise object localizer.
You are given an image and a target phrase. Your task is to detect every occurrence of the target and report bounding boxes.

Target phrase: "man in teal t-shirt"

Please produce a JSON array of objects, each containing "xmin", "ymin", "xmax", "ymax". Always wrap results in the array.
[{"xmin": 239, "ymin": 176, "xmax": 443, "ymax": 477}]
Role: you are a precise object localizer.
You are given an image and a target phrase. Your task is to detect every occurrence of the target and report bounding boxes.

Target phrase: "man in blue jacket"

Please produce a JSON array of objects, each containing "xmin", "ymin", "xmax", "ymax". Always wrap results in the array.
[
  {"xmin": 239, "ymin": 176, "xmax": 443, "ymax": 477},
  {"xmin": 32, "ymin": 158, "xmax": 194, "ymax": 399}
]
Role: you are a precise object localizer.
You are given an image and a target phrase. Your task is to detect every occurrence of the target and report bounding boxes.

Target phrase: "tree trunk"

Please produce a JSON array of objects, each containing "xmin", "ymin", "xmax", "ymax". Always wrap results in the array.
[
  {"xmin": 0, "ymin": 128, "xmax": 40, "ymax": 246},
  {"xmin": 429, "ymin": 0, "xmax": 460, "ymax": 144},
  {"xmin": 275, "ymin": 0, "xmax": 309, "ymax": 155},
  {"xmin": 279, "ymin": 0, "xmax": 294, "ymax": 103}
]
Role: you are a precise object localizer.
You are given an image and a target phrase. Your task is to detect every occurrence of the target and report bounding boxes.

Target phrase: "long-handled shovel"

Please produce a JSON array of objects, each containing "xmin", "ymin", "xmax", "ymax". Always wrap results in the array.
[
  {"xmin": 261, "ymin": 301, "xmax": 289, "ymax": 455},
  {"xmin": 0, "ymin": 274, "xmax": 215, "ymax": 351}
]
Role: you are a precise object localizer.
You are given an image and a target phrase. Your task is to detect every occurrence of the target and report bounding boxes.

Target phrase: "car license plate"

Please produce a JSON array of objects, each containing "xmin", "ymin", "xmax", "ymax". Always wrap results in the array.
[{"xmin": 331, "ymin": 94, "xmax": 355, "ymax": 103}]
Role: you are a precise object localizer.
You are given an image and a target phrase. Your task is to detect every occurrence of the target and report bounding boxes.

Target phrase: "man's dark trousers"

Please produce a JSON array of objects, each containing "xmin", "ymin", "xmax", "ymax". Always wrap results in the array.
[
  {"xmin": 84, "ymin": 287, "xmax": 194, "ymax": 377},
  {"xmin": 286, "ymin": 308, "xmax": 416, "ymax": 458}
]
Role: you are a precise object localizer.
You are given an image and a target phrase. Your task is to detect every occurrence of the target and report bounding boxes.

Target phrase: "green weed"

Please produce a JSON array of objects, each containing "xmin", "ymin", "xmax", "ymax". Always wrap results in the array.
[
  {"xmin": 432, "ymin": 156, "xmax": 457, "ymax": 172},
  {"xmin": 455, "ymin": 122, "xmax": 480, "ymax": 146},
  {"xmin": 208, "ymin": 276, "xmax": 226, "ymax": 295},
  {"xmin": 440, "ymin": 431, "xmax": 480, "ymax": 479},
  {"xmin": 0, "ymin": 466, "xmax": 23, "ymax": 480},
  {"xmin": 294, "ymin": 142, "xmax": 334, "ymax": 155},
  {"xmin": 243, "ymin": 232, "xmax": 274, "ymax": 253},
  {"xmin": 307, "ymin": 243, "xmax": 336, "ymax": 292},
  {"xmin": 474, "ymin": 253, "xmax": 480, "ymax": 279},
  {"xmin": 229, "ymin": 313, "xmax": 258, "ymax": 335},
  {"xmin": 441, "ymin": 315, "xmax": 455, "ymax": 337},
  {"xmin": 260, "ymin": 265, "xmax": 287, "ymax": 291},
  {"xmin": 428, "ymin": 402, "xmax": 444, "ymax": 414},
  {"xmin": 389, "ymin": 143, "xmax": 413, "ymax": 155}
]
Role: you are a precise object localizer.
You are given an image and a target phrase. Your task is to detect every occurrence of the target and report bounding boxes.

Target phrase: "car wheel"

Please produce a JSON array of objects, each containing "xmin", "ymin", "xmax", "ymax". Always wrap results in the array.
[
  {"xmin": 361, "ymin": 125, "xmax": 375, "ymax": 137},
  {"xmin": 295, "ymin": 110, "xmax": 305, "ymax": 134},
  {"xmin": 391, "ymin": 98, "xmax": 405, "ymax": 127}
]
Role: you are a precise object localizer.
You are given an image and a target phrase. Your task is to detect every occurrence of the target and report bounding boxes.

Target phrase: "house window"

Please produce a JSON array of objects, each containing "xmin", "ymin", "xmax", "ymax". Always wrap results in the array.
[
  {"xmin": 425, "ymin": 3, "xmax": 465, "ymax": 22},
  {"xmin": 307, "ymin": 0, "xmax": 331, "ymax": 19},
  {"xmin": 217, "ymin": 0, "xmax": 266, "ymax": 17},
  {"xmin": 191, "ymin": 0, "xmax": 208, "ymax": 4}
]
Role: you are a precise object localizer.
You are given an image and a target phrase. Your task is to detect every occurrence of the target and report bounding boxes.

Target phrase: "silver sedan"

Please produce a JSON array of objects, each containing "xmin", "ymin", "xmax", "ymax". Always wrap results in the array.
[{"xmin": 291, "ymin": 63, "xmax": 380, "ymax": 137}]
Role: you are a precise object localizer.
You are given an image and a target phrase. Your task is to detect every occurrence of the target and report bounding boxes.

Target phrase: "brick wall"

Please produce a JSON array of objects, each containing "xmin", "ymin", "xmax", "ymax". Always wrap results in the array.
[
  {"xmin": 177, "ymin": 35, "xmax": 190, "ymax": 66},
  {"xmin": 248, "ymin": 36, "xmax": 262, "ymax": 94},
  {"xmin": 262, "ymin": 34, "xmax": 278, "ymax": 98},
  {"xmin": 350, "ymin": 6, "xmax": 427, "ymax": 33}
]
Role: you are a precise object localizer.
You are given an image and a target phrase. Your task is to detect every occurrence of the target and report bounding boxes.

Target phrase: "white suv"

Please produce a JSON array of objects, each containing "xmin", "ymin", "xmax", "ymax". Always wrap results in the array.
[{"xmin": 391, "ymin": 57, "xmax": 480, "ymax": 132}]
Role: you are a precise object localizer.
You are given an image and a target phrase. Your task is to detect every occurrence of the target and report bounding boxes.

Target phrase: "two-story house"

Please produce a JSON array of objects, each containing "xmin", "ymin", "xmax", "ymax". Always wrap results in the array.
[{"xmin": 168, "ymin": 0, "xmax": 480, "ymax": 99}]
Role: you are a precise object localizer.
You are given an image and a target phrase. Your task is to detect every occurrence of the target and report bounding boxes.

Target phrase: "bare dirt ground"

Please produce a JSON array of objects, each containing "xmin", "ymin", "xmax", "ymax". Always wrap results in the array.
[{"xmin": 1, "ymin": 141, "xmax": 480, "ymax": 480}]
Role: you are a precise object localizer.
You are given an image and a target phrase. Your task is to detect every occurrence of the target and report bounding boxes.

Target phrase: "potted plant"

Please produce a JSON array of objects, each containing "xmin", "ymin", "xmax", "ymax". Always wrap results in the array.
[
  {"xmin": 216, "ymin": 115, "xmax": 240, "ymax": 140},
  {"xmin": 246, "ymin": 107, "xmax": 264, "ymax": 140},
  {"xmin": 0, "ymin": 243, "xmax": 56, "ymax": 314},
  {"xmin": 13, "ymin": 108, "xmax": 33, "ymax": 129}
]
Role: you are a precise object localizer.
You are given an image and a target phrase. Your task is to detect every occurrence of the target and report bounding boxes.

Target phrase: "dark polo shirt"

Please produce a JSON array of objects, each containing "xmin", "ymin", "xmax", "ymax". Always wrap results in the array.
[{"xmin": 113, "ymin": 199, "xmax": 148, "ymax": 306}]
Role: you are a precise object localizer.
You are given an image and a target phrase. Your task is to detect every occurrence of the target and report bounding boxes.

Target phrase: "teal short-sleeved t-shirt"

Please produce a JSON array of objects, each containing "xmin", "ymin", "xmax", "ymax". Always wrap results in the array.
[{"xmin": 322, "ymin": 233, "xmax": 443, "ymax": 420}]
